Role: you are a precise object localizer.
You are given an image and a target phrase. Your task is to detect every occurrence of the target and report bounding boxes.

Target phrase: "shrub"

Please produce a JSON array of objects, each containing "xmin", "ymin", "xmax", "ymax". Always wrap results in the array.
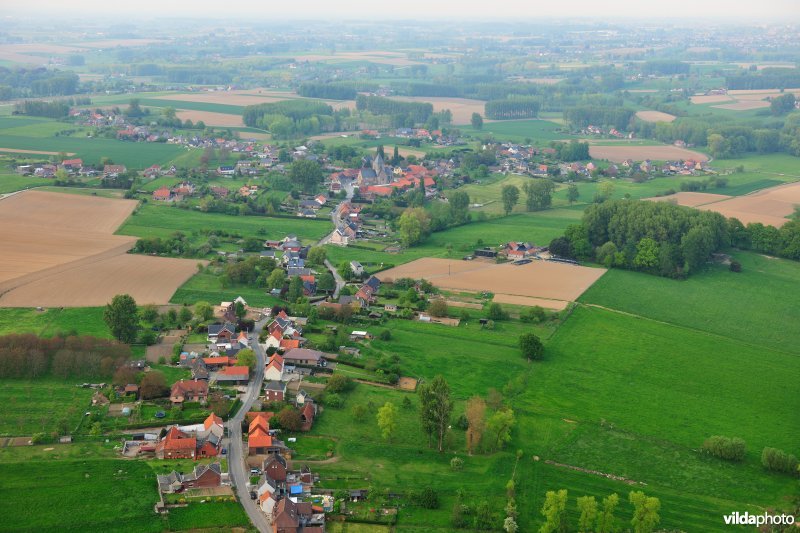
[
  {"xmin": 487, "ymin": 303, "xmax": 507, "ymax": 320},
  {"xmin": 702, "ymin": 435, "xmax": 746, "ymax": 461},
  {"xmin": 325, "ymin": 374, "xmax": 353, "ymax": 393},
  {"xmin": 762, "ymin": 447, "xmax": 799, "ymax": 474},
  {"xmin": 415, "ymin": 487, "xmax": 440, "ymax": 509},
  {"xmin": 323, "ymin": 393, "xmax": 343, "ymax": 408},
  {"xmin": 428, "ymin": 299, "xmax": 449, "ymax": 317},
  {"xmin": 450, "ymin": 457, "xmax": 464, "ymax": 471},
  {"xmin": 729, "ymin": 260, "xmax": 742, "ymax": 272},
  {"xmin": 378, "ymin": 329, "xmax": 392, "ymax": 341},
  {"xmin": 519, "ymin": 332, "xmax": 544, "ymax": 360}
]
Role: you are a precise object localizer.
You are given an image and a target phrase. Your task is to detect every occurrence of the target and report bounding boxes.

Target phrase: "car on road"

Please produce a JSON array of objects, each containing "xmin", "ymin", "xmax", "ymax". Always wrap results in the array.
[{"xmin": 249, "ymin": 491, "xmax": 257, "ymax": 500}]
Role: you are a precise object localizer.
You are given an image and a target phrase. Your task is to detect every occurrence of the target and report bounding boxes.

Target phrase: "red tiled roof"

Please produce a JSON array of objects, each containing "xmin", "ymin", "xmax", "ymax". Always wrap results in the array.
[
  {"xmin": 249, "ymin": 413, "xmax": 270, "ymax": 434},
  {"xmin": 204, "ymin": 413, "xmax": 223, "ymax": 430},
  {"xmin": 279, "ymin": 339, "xmax": 300, "ymax": 350},
  {"xmin": 220, "ymin": 366, "xmax": 249, "ymax": 377},
  {"xmin": 248, "ymin": 427, "xmax": 273, "ymax": 448}
]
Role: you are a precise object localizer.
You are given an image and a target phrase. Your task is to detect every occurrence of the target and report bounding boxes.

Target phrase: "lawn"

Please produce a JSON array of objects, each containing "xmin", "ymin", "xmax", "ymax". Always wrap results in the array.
[
  {"xmin": 579, "ymin": 251, "xmax": 800, "ymax": 355},
  {"xmin": 164, "ymin": 501, "xmax": 250, "ymax": 530},
  {"xmin": 0, "ymin": 171, "xmax": 51, "ymax": 193},
  {"xmin": 170, "ymin": 271, "xmax": 284, "ymax": 308},
  {"xmin": 0, "ymin": 379, "xmax": 94, "ymax": 436},
  {"xmin": 460, "ymin": 118, "xmax": 568, "ymax": 144},
  {"xmin": 117, "ymin": 203, "xmax": 331, "ymax": 244}
]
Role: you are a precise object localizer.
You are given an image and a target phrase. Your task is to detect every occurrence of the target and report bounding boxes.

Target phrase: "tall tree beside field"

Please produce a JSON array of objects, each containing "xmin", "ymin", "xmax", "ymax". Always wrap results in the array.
[
  {"xmin": 448, "ymin": 191, "xmax": 471, "ymax": 225},
  {"xmin": 398, "ymin": 207, "xmax": 431, "ymax": 247},
  {"xmin": 465, "ymin": 396, "xmax": 486, "ymax": 455},
  {"xmin": 377, "ymin": 402, "xmax": 398, "ymax": 442},
  {"xmin": 104, "ymin": 294, "xmax": 139, "ymax": 344},
  {"xmin": 194, "ymin": 301, "xmax": 214, "ymax": 322},
  {"xmin": 486, "ymin": 409, "xmax": 515, "ymax": 451},
  {"xmin": 519, "ymin": 332, "xmax": 544, "ymax": 360},
  {"xmin": 577, "ymin": 496, "xmax": 598, "ymax": 533},
  {"xmin": 629, "ymin": 492, "xmax": 660, "ymax": 533},
  {"xmin": 539, "ymin": 489, "xmax": 568, "ymax": 533},
  {"xmin": 501, "ymin": 184, "xmax": 520, "ymax": 215},
  {"xmin": 523, "ymin": 179, "xmax": 555, "ymax": 211},
  {"xmin": 596, "ymin": 493, "xmax": 620, "ymax": 533},
  {"xmin": 418, "ymin": 375, "xmax": 453, "ymax": 452},
  {"xmin": 286, "ymin": 275, "xmax": 304, "ymax": 303},
  {"xmin": 567, "ymin": 184, "xmax": 580, "ymax": 204},
  {"xmin": 307, "ymin": 246, "xmax": 327, "ymax": 265},
  {"xmin": 471, "ymin": 112, "xmax": 483, "ymax": 130}
]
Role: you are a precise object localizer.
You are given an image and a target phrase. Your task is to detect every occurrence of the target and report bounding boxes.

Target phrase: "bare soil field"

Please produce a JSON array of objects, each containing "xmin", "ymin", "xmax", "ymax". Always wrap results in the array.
[
  {"xmin": 589, "ymin": 145, "xmax": 709, "ymax": 163},
  {"xmin": 646, "ymin": 192, "xmax": 733, "ymax": 208},
  {"xmin": 0, "ymin": 190, "xmax": 200, "ymax": 306},
  {"xmin": 0, "ymin": 254, "xmax": 200, "ymax": 307},
  {"xmin": 712, "ymin": 101, "xmax": 770, "ymax": 111},
  {"xmin": 376, "ymin": 258, "xmax": 605, "ymax": 308},
  {"xmin": 292, "ymin": 51, "xmax": 423, "ymax": 66},
  {"xmin": 635, "ymin": 110, "xmax": 676, "ymax": 123},
  {"xmin": 690, "ymin": 95, "xmax": 733, "ymax": 104},
  {"xmin": 444, "ymin": 300, "xmax": 484, "ymax": 310},
  {"xmin": 175, "ymin": 110, "xmax": 245, "ymax": 127},
  {"xmin": 646, "ymin": 182, "xmax": 800, "ymax": 227},
  {"xmin": 397, "ymin": 377, "xmax": 418, "ymax": 391},
  {"xmin": 159, "ymin": 90, "xmax": 296, "ymax": 106},
  {"xmin": 0, "ymin": 44, "xmax": 82, "ymax": 64},
  {"xmin": 386, "ymin": 96, "xmax": 487, "ymax": 125}
]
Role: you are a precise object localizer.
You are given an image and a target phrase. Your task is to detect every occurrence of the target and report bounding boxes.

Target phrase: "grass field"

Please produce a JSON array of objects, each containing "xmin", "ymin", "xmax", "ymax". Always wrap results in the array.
[
  {"xmin": 0, "ymin": 379, "xmax": 94, "ymax": 436},
  {"xmin": 170, "ymin": 271, "xmax": 284, "ymax": 308},
  {"xmin": 460, "ymin": 119, "xmax": 567, "ymax": 144},
  {"xmin": 0, "ymin": 307, "xmax": 110, "ymax": 338},
  {"xmin": 118, "ymin": 203, "xmax": 331, "ymax": 244},
  {"xmin": 0, "ymin": 171, "xmax": 51, "ymax": 193},
  {"xmin": 580, "ymin": 251, "xmax": 800, "ymax": 355}
]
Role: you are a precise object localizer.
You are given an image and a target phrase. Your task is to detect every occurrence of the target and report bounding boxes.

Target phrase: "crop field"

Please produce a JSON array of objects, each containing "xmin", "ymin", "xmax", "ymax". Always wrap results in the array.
[
  {"xmin": 170, "ymin": 271, "xmax": 283, "ymax": 308},
  {"xmin": 0, "ymin": 379, "xmax": 94, "ymax": 436},
  {"xmin": 174, "ymin": 109, "xmax": 245, "ymax": 127},
  {"xmin": 376, "ymin": 258, "xmax": 605, "ymax": 309},
  {"xmin": 589, "ymin": 144, "xmax": 709, "ymax": 162},
  {"xmin": 460, "ymin": 118, "xmax": 565, "ymax": 143},
  {"xmin": 690, "ymin": 89, "xmax": 800, "ymax": 112},
  {"xmin": 645, "ymin": 191, "xmax": 732, "ymax": 207},
  {"xmin": 634, "ymin": 110, "xmax": 676, "ymax": 122},
  {"xmin": 0, "ymin": 307, "xmax": 110, "ymax": 337},
  {"xmin": 118, "ymin": 203, "xmax": 331, "ymax": 243},
  {"xmin": 0, "ymin": 191, "xmax": 200, "ymax": 307}
]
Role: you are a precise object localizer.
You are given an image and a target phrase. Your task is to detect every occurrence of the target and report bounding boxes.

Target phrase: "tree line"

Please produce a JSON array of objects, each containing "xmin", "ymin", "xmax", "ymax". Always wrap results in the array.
[
  {"xmin": 726, "ymin": 70, "xmax": 800, "ymax": 90},
  {"xmin": 14, "ymin": 97, "xmax": 89, "ymax": 118},
  {"xmin": 484, "ymin": 97, "xmax": 541, "ymax": 120},
  {"xmin": 564, "ymin": 105, "xmax": 635, "ymax": 130},
  {"xmin": 242, "ymin": 99, "xmax": 343, "ymax": 138},
  {"xmin": 0, "ymin": 334, "xmax": 131, "ymax": 380},
  {"xmin": 0, "ymin": 67, "xmax": 79, "ymax": 100},
  {"xmin": 297, "ymin": 81, "xmax": 375, "ymax": 100},
  {"xmin": 355, "ymin": 94, "xmax": 434, "ymax": 124}
]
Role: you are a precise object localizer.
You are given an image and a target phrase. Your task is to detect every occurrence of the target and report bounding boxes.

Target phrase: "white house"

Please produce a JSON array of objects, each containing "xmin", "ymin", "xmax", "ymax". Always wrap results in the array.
[{"xmin": 349, "ymin": 261, "xmax": 364, "ymax": 276}]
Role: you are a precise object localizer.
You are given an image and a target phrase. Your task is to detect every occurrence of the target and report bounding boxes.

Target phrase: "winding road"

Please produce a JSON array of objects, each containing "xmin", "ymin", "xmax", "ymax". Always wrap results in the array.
[{"xmin": 225, "ymin": 316, "xmax": 270, "ymax": 533}]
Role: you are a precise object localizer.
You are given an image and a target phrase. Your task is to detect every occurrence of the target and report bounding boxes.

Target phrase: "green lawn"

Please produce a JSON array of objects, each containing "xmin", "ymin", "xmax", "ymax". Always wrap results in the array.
[
  {"xmin": 460, "ymin": 119, "xmax": 568, "ymax": 144},
  {"xmin": 0, "ymin": 307, "xmax": 110, "ymax": 338},
  {"xmin": 170, "ymin": 272, "xmax": 284, "ymax": 308},
  {"xmin": 0, "ymin": 172, "xmax": 52, "ymax": 193}
]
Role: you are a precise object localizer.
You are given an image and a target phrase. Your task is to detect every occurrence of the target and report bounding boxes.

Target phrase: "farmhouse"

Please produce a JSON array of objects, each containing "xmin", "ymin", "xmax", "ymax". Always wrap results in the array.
[
  {"xmin": 213, "ymin": 365, "xmax": 250, "ymax": 385},
  {"xmin": 264, "ymin": 354, "xmax": 285, "ymax": 381},
  {"xmin": 264, "ymin": 380, "xmax": 287, "ymax": 402},
  {"xmin": 170, "ymin": 379, "xmax": 208, "ymax": 405},
  {"xmin": 157, "ymin": 462, "xmax": 222, "ymax": 494},
  {"xmin": 208, "ymin": 322, "xmax": 237, "ymax": 343},
  {"xmin": 282, "ymin": 348, "xmax": 324, "ymax": 366},
  {"xmin": 248, "ymin": 413, "xmax": 288, "ymax": 456}
]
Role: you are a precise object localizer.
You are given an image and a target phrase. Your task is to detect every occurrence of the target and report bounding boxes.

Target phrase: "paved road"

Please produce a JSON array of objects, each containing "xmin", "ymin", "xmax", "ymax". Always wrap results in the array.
[
  {"xmin": 323, "ymin": 259, "xmax": 346, "ymax": 300},
  {"xmin": 226, "ymin": 317, "xmax": 270, "ymax": 533}
]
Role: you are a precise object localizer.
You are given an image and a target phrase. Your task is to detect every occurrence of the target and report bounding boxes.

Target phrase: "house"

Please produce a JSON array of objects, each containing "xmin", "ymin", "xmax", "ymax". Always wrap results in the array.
[
  {"xmin": 300, "ymin": 401, "xmax": 316, "ymax": 432},
  {"xmin": 349, "ymin": 331, "xmax": 372, "ymax": 341},
  {"xmin": 264, "ymin": 380, "xmax": 287, "ymax": 402},
  {"xmin": 155, "ymin": 427, "xmax": 196, "ymax": 459},
  {"xmin": 314, "ymin": 194, "xmax": 327, "ymax": 206},
  {"xmin": 214, "ymin": 365, "xmax": 250, "ymax": 385},
  {"xmin": 217, "ymin": 165, "xmax": 235, "ymax": 176},
  {"xmin": 203, "ymin": 356, "xmax": 237, "ymax": 371},
  {"xmin": 265, "ymin": 354, "xmax": 285, "ymax": 381},
  {"xmin": 329, "ymin": 228, "xmax": 349, "ymax": 246},
  {"xmin": 248, "ymin": 414, "xmax": 288, "ymax": 456},
  {"xmin": 283, "ymin": 348, "xmax": 324, "ymax": 366},
  {"xmin": 152, "ymin": 186, "xmax": 173, "ymax": 202},
  {"xmin": 355, "ymin": 276, "xmax": 381, "ymax": 306},
  {"xmin": 103, "ymin": 164, "xmax": 126, "ymax": 177},
  {"xmin": 210, "ymin": 186, "xmax": 229, "ymax": 198},
  {"xmin": 157, "ymin": 462, "xmax": 222, "ymax": 494},
  {"xmin": 271, "ymin": 497, "xmax": 315, "ymax": 533},
  {"xmin": 61, "ymin": 158, "xmax": 83, "ymax": 172},
  {"xmin": 208, "ymin": 323, "xmax": 237, "ymax": 343},
  {"xmin": 349, "ymin": 261, "xmax": 364, "ymax": 276},
  {"xmin": 170, "ymin": 379, "xmax": 209, "ymax": 405}
]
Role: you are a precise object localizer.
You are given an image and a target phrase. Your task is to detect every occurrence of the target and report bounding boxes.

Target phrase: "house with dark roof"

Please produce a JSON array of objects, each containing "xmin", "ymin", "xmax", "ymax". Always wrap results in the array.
[
  {"xmin": 265, "ymin": 380, "xmax": 287, "ymax": 402},
  {"xmin": 208, "ymin": 322, "xmax": 237, "ymax": 343},
  {"xmin": 283, "ymin": 348, "xmax": 324, "ymax": 366}
]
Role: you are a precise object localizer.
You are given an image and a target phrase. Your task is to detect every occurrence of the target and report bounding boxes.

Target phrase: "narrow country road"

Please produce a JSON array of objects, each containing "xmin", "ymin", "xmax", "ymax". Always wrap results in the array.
[
  {"xmin": 226, "ymin": 316, "xmax": 269, "ymax": 533},
  {"xmin": 323, "ymin": 258, "xmax": 345, "ymax": 300}
]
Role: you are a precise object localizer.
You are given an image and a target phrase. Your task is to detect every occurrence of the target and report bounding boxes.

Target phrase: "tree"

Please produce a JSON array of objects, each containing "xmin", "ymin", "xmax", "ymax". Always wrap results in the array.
[
  {"xmin": 597, "ymin": 493, "xmax": 619, "ymax": 533},
  {"xmin": 519, "ymin": 332, "xmax": 544, "ymax": 360},
  {"xmin": 428, "ymin": 299, "xmax": 449, "ymax": 317},
  {"xmin": 398, "ymin": 207, "xmax": 431, "ymax": 247},
  {"xmin": 267, "ymin": 268, "xmax": 286, "ymax": 290},
  {"xmin": 140, "ymin": 371, "xmax": 168, "ymax": 399},
  {"xmin": 235, "ymin": 300, "xmax": 247, "ymax": 320},
  {"xmin": 178, "ymin": 306, "xmax": 193, "ymax": 326},
  {"xmin": 633, "ymin": 238, "xmax": 660, "ymax": 271},
  {"xmin": 326, "ymin": 374, "xmax": 353, "ymax": 393},
  {"xmin": 501, "ymin": 185, "xmax": 520, "ymax": 215},
  {"xmin": 140, "ymin": 304, "xmax": 159, "ymax": 323},
  {"xmin": 475, "ymin": 500, "xmax": 493, "ymax": 530},
  {"xmin": 418, "ymin": 375, "xmax": 453, "ymax": 452},
  {"xmin": 595, "ymin": 181, "xmax": 615, "ymax": 203},
  {"xmin": 523, "ymin": 179, "xmax": 555, "ymax": 211},
  {"xmin": 236, "ymin": 348, "xmax": 256, "ymax": 369},
  {"xmin": 104, "ymin": 294, "xmax": 139, "ymax": 343},
  {"xmin": 487, "ymin": 303, "xmax": 507, "ymax": 320},
  {"xmin": 277, "ymin": 406, "xmax": 303, "ymax": 431},
  {"xmin": 681, "ymin": 226, "xmax": 714, "ymax": 273},
  {"xmin": 567, "ymin": 183, "xmax": 580, "ymax": 204},
  {"xmin": 629, "ymin": 491, "xmax": 660, "ymax": 533},
  {"xmin": 112, "ymin": 366, "xmax": 138, "ymax": 387},
  {"xmin": 465, "ymin": 396, "xmax": 486, "ymax": 455},
  {"xmin": 307, "ymin": 246, "xmax": 327, "ymax": 265},
  {"xmin": 504, "ymin": 517, "xmax": 518, "ymax": 533},
  {"xmin": 471, "ymin": 112, "xmax": 483, "ymax": 130},
  {"xmin": 416, "ymin": 487, "xmax": 440, "ymax": 509},
  {"xmin": 377, "ymin": 402, "xmax": 398, "ymax": 442},
  {"xmin": 290, "ymin": 159, "xmax": 324, "ymax": 193},
  {"xmin": 194, "ymin": 301, "xmax": 213, "ymax": 322},
  {"xmin": 771, "ymin": 93, "xmax": 796, "ymax": 115},
  {"xmin": 486, "ymin": 409, "xmax": 515, "ymax": 451},
  {"xmin": 577, "ymin": 496, "xmax": 598, "ymax": 532},
  {"xmin": 286, "ymin": 275, "xmax": 304, "ymax": 303},
  {"xmin": 539, "ymin": 489, "xmax": 568, "ymax": 533},
  {"xmin": 318, "ymin": 272, "xmax": 335, "ymax": 293}
]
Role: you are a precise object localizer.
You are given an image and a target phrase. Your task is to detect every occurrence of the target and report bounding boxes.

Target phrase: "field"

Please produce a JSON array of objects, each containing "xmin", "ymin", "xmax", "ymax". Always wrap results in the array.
[
  {"xmin": 459, "ymin": 118, "xmax": 565, "ymax": 143},
  {"xmin": 175, "ymin": 109, "xmax": 245, "ymax": 127},
  {"xmin": 0, "ymin": 379, "xmax": 94, "ymax": 436},
  {"xmin": 589, "ymin": 144, "xmax": 709, "ymax": 162},
  {"xmin": 387, "ymin": 96, "xmax": 487, "ymax": 125},
  {"xmin": 0, "ymin": 191, "xmax": 200, "ymax": 307},
  {"xmin": 376, "ymin": 257, "xmax": 605, "ymax": 309},
  {"xmin": 645, "ymin": 191, "xmax": 731, "ymax": 207},
  {"xmin": 690, "ymin": 89, "xmax": 800, "ymax": 112},
  {"xmin": 634, "ymin": 110, "xmax": 676, "ymax": 123},
  {"xmin": 647, "ymin": 180, "xmax": 800, "ymax": 227}
]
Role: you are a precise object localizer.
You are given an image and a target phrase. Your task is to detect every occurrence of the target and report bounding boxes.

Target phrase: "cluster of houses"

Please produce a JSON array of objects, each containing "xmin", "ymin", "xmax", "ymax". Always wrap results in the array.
[
  {"xmin": 297, "ymin": 194, "xmax": 328, "ymax": 218},
  {"xmin": 154, "ymin": 413, "xmax": 225, "ymax": 460},
  {"xmin": 319, "ymin": 275, "xmax": 381, "ymax": 316},
  {"xmin": 255, "ymin": 454, "xmax": 327, "ymax": 532},
  {"xmin": 14, "ymin": 160, "xmax": 129, "ymax": 180}
]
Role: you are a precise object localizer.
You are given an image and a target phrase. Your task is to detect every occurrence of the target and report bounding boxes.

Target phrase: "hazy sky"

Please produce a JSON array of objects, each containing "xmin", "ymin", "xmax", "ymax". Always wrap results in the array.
[{"xmin": 3, "ymin": 0, "xmax": 799, "ymax": 20}]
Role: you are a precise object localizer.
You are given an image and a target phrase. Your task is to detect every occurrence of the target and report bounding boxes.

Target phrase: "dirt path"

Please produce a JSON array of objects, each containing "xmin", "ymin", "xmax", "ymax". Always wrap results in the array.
[{"xmin": 0, "ymin": 148, "xmax": 76, "ymax": 156}]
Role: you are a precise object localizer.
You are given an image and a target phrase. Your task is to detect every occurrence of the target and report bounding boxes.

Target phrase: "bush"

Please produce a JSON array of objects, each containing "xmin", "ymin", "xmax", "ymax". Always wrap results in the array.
[
  {"xmin": 379, "ymin": 329, "xmax": 392, "ymax": 341},
  {"xmin": 428, "ymin": 299, "xmax": 449, "ymax": 317},
  {"xmin": 487, "ymin": 303, "xmax": 507, "ymax": 320},
  {"xmin": 415, "ymin": 487, "xmax": 440, "ymax": 509},
  {"xmin": 450, "ymin": 457, "xmax": 464, "ymax": 471},
  {"xmin": 762, "ymin": 447, "xmax": 799, "ymax": 474},
  {"xmin": 702, "ymin": 435, "xmax": 746, "ymax": 461},
  {"xmin": 519, "ymin": 332, "xmax": 544, "ymax": 360},
  {"xmin": 325, "ymin": 374, "xmax": 353, "ymax": 393},
  {"xmin": 729, "ymin": 260, "xmax": 742, "ymax": 272},
  {"xmin": 323, "ymin": 393, "xmax": 343, "ymax": 408}
]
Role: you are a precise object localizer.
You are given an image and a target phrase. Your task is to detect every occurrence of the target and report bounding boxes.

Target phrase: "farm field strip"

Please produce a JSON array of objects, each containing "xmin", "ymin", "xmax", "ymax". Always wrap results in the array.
[
  {"xmin": 589, "ymin": 144, "xmax": 709, "ymax": 163},
  {"xmin": 376, "ymin": 257, "xmax": 605, "ymax": 309}
]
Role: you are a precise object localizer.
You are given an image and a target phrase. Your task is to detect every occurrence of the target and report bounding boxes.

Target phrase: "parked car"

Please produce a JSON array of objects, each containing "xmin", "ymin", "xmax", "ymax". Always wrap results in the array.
[
  {"xmin": 249, "ymin": 491, "xmax": 257, "ymax": 500},
  {"xmin": 250, "ymin": 468, "xmax": 260, "ymax": 475}
]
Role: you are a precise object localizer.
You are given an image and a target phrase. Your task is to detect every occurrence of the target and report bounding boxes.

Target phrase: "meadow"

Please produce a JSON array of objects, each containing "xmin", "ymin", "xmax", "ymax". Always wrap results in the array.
[
  {"xmin": 0, "ymin": 307, "xmax": 110, "ymax": 337},
  {"xmin": 0, "ymin": 379, "xmax": 94, "ymax": 436},
  {"xmin": 117, "ymin": 203, "xmax": 332, "ymax": 243},
  {"xmin": 460, "ymin": 118, "xmax": 567, "ymax": 144},
  {"xmin": 170, "ymin": 271, "xmax": 284, "ymax": 308}
]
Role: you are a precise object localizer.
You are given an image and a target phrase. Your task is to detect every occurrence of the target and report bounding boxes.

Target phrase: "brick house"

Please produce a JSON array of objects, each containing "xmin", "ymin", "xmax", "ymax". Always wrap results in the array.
[{"xmin": 170, "ymin": 379, "xmax": 208, "ymax": 405}]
